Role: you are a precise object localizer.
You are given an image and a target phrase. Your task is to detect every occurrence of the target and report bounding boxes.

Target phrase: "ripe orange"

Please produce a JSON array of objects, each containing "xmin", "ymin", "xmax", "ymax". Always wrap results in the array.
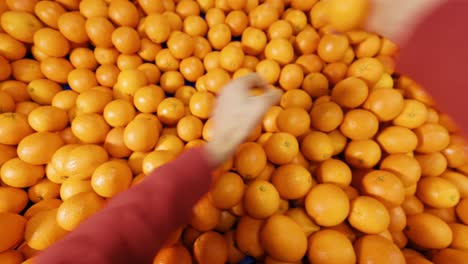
[
  {"xmin": 241, "ymin": 27, "xmax": 267, "ymax": 55},
  {"xmin": 209, "ymin": 172, "xmax": 245, "ymax": 209},
  {"xmin": 305, "ymin": 183, "xmax": 349, "ymax": 227},
  {"xmin": 193, "ymin": 231, "xmax": 228, "ymax": 264},
  {"xmin": 309, "ymin": 101, "xmax": 342, "ymax": 132},
  {"xmin": 219, "ymin": 43, "xmax": 245, "ymax": 72},
  {"xmin": 91, "ymin": 159, "xmax": 133, "ymax": 198},
  {"xmin": 33, "ymin": 28, "xmax": 70, "ymax": 58},
  {"xmin": 184, "ymin": 15, "xmax": 208, "ymax": 37},
  {"xmin": 0, "ymin": 112, "xmax": 33, "ymax": 145},
  {"xmin": 441, "ymin": 170, "xmax": 468, "ymax": 198},
  {"xmin": 316, "ymin": 158, "xmax": 352, "ymax": 187},
  {"xmin": 278, "ymin": 64, "xmax": 304, "ymax": 90},
  {"xmin": 271, "ymin": 164, "xmax": 313, "ymax": 199},
  {"xmin": 376, "ymin": 126, "xmax": 418, "ymax": 154},
  {"xmin": 249, "ymin": 3, "xmax": 279, "ymax": 30},
  {"xmin": 244, "ymin": 180, "xmax": 280, "ymax": 219},
  {"xmin": 71, "ymin": 113, "xmax": 110, "ymax": 144},
  {"xmin": 0, "ymin": 212, "xmax": 27, "ymax": 252},
  {"xmin": 57, "ymin": 12, "xmax": 88, "ymax": 44},
  {"xmin": 153, "ymin": 244, "xmax": 192, "ymax": 264},
  {"xmin": 34, "ymin": 1, "xmax": 65, "ymax": 29},
  {"xmin": 331, "ymin": 76, "xmax": 368, "ymax": 109},
  {"xmin": 234, "ymin": 142, "xmax": 267, "ymax": 179},
  {"xmin": 414, "ymin": 123, "xmax": 450, "ymax": 153},
  {"xmin": 348, "ymin": 196, "xmax": 390, "ymax": 234},
  {"xmin": 63, "ymin": 144, "xmax": 109, "ymax": 181},
  {"xmin": 179, "ymin": 56, "xmax": 205, "ymax": 82},
  {"xmin": 56, "ymin": 191, "xmax": 106, "ymax": 231},
  {"xmin": 190, "ymin": 195, "xmax": 221, "ymax": 231},
  {"xmin": 189, "ymin": 91, "xmax": 215, "ymax": 119},
  {"xmin": 345, "ymin": 139, "xmax": 382, "ymax": 169},
  {"xmin": 104, "ymin": 127, "xmax": 133, "ymax": 158},
  {"xmin": 278, "ymin": 89, "xmax": 312, "ymax": 111},
  {"xmin": 142, "ymin": 150, "xmax": 177, "ymax": 174},
  {"xmin": 27, "ymin": 178, "xmax": 60, "ymax": 203},
  {"xmin": 0, "ymin": 187, "xmax": 28, "ymax": 214},
  {"xmin": 302, "ymin": 72, "xmax": 329, "ymax": 98},
  {"xmin": 124, "ymin": 116, "xmax": 160, "ymax": 152},
  {"xmin": 157, "ymin": 98, "xmax": 185, "ymax": 125},
  {"xmin": 308, "ymin": 229, "xmax": 356, "ymax": 264},
  {"xmin": 416, "ymin": 176, "xmax": 460, "ymax": 209},
  {"xmin": 340, "ymin": 109, "xmax": 379, "ymax": 140},
  {"xmin": 354, "ymin": 235, "xmax": 405, "ymax": 264},
  {"xmin": 363, "ymin": 88, "xmax": 404, "ymax": 121},
  {"xmin": 265, "ymin": 38, "xmax": 294, "ymax": 65},
  {"xmin": 405, "ymin": 213, "xmax": 453, "ymax": 249},
  {"xmin": 0, "ymin": 250, "xmax": 24, "ymax": 263},
  {"xmin": 235, "ymin": 215, "xmax": 265, "ymax": 257},
  {"xmin": 102, "ymin": 99, "xmax": 136, "ymax": 128},
  {"xmin": 25, "ymin": 209, "xmax": 68, "ymax": 250},
  {"xmin": 301, "ymin": 131, "xmax": 334, "ymax": 162},
  {"xmin": 401, "ymin": 195, "xmax": 424, "ymax": 216},
  {"xmin": 276, "ymin": 108, "xmax": 310, "ymax": 137},
  {"xmin": 347, "ymin": 57, "xmax": 384, "ymax": 86},
  {"xmin": 317, "ymin": 34, "xmax": 349, "ymax": 63},
  {"xmin": 361, "ymin": 170, "xmax": 405, "ymax": 207},
  {"xmin": 85, "ymin": 17, "xmax": 115, "ymax": 48},
  {"xmin": 11, "ymin": 59, "xmax": 44, "ymax": 82},
  {"xmin": 264, "ymin": 132, "xmax": 299, "ymax": 165},
  {"xmin": 59, "ymin": 178, "xmax": 93, "ymax": 201},
  {"xmin": 380, "ymin": 154, "xmax": 421, "ymax": 187},
  {"xmin": 256, "ymin": 59, "xmax": 281, "ymax": 84},
  {"xmin": 323, "ymin": 62, "xmax": 347, "ymax": 85},
  {"xmin": 108, "ymin": 0, "xmax": 139, "ymax": 27},
  {"xmin": 1, "ymin": 157, "xmax": 44, "ymax": 188}
]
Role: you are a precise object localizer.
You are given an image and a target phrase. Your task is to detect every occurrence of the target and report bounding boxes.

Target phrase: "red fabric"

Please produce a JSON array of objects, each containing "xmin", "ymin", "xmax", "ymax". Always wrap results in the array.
[
  {"xmin": 36, "ymin": 147, "xmax": 215, "ymax": 264},
  {"xmin": 397, "ymin": 1, "xmax": 468, "ymax": 135}
]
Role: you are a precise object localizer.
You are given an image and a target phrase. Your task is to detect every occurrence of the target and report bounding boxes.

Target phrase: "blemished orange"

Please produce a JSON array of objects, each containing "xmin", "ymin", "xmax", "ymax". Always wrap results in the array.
[
  {"xmin": 91, "ymin": 159, "xmax": 133, "ymax": 198},
  {"xmin": 209, "ymin": 172, "xmax": 245, "ymax": 210},
  {"xmin": 416, "ymin": 176, "xmax": 460, "ymax": 209},
  {"xmin": 28, "ymin": 178, "xmax": 60, "ymax": 203},
  {"xmin": 271, "ymin": 164, "xmax": 313, "ymax": 200},
  {"xmin": 363, "ymin": 88, "xmax": 404, "ymax": 121},
  {"xmin": 193, "ymin": 231, "xmax": 228, "ymax": 264},
  {"xmin": 361, "ymin": 170, "xmax": 406, "ymax": 207},
  {"xmin": 59, "ymin": 178, "xmax": 93, "ymax": 201},
  {"xmin": 260, "ymin": 214, "xmax": 307, "ymax": 262},
  {"xmin": 307, "ymin": 229, "xmax": 356, "ymax": 264},
  {"xmin": 0, "ymin": 113, "xmax": 33, "ymax": 145},
  {"xmin": 405, "ymin": 213, "xmax": 453, "ymax": 249},
  {"xmin": 0, "ymin": 212, "xmax": 27, "ymax": 252},
  {"xmin": 276, "ymin": 108, "xmax": 310, "ymax": 137},
  {"xmin": 1, "ymin": 157, "xmax": 44, "ymax": 188},
  {"xmin": 316, "ymin": 158, "xmax": 352, "ymax": 187},
  {"xmin": 264, "ymin": 132, "xmax": 299, "ymax": 165},
  {"xmin": 376, "ymin": 126, "xmax": 418, "ymax": 154},
  {"xmin": 264, "ymin": 38, "xmax": 294, "ymax": 65},
  {"xmin": 190, "ymin": 195, "xmax": 221, "ymax": 231},
  {"xmin": 354, "ymin": 235, "xmax": 405, "ymax": 264},
  {"xmin": 56, "ymin": 191, "xmax": 106, "ymax": 231},
  {"xmin": 348, "ymin": 196, "xmax": 390, "ymax": 234},
  {"xmin": 25, "ymin": 208, "xmax": 68, "ymax": 250},
  {"xmin": 248, "ymin": 3, "xmax": 279, "ymax": 30},
  {"xmin": 63, "ymin": 144, "xmax": 109, "ymax": 181},
  {"xmin": 0, "ymin": 187, "xmax": 28, "ymax": 214},
  {"xmin": 235, "ymin": 215, "xmax": 265, "ymax": 257},
  {"xmin": 256, "ymin": 59, "xmax": 281, "ymax": 84},
  {"xmin": 414, "ymin": 123, "xmax": 450, "ymax": 153},
  {"xmin": 331, "ymin": 76, "xmax": 369, "ymax": 109},
  {"xmin": 278, "ymin": 64, "xmax": 304, "ymax": 90},
  {"xmin": 344, "ymin": 139, "xmax": 382, "ymax": 169},
  {"xmin": 234, "ymin": 142, "xmax": 267, "ymax": 180},
  {"xmin": 340, "ymin": 109, "xmax": 379, "ymax": 140},
  {"xmin": 310, "ymin": 101, "xmax": 343, "ymax": 132},
  {"xmin": 317, "ymin": 33, "xmax": 349, "ymax": 63},
  {"xmin": 301, "ymin": 131, "xmax": 334, "ymax": 162},
  {"xmin": 305, "ymin": 183, "xmax": 349, "ymax": 227},
  {"xmin": 103, "ymin": 99, "xmax": 136, "ymax": 128},
  {"xmin": 244, "ymin": 180, "xmax": 280, "ymax": 219},
  {"xmin": 380, "ymin": 154, "xmax": 421, "ymax": 187},
  {"xmin": 279, "ymin": 89, "xmax": 313, "ymax": 111}
]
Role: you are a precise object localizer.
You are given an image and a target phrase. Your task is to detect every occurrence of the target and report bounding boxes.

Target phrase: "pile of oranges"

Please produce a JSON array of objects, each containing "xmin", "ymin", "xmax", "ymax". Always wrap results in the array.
[{"xmin": 1, "ymin": 0, "xmax": 468, "ymax": 263}]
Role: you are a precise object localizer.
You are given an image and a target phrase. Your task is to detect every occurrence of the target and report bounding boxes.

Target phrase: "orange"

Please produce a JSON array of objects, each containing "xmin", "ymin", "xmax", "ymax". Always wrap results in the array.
[
  {"xmin": 0, "ymin": 144, "xmax": 16, "ymax": 167},
  {"xmin": 117, "ymin": 54, "xmax": 143, "ymax": 70},
  {"xmin": 348, "ymin": 196, "xmax": 390, "ymax": 234},
  {"xmin": 85, "ymin": 17, "xmax": 115, "ymax": 48},
  {"xmin": 179, "ymin": 56, "xmax": 205, "ymax": 82},
  {"xmin": 209, "ymin": 172, "xmax": 245, "ymax": 209},
  {"xmin": 205, "ymin": 8, "xmax": 225, "ymax": 27},
  {"xmin": 33, "ymin": 28, "xmax": 70, "ymax": 58},
  {"xmin": 296, "ymin": 54, "xmax": 324, "ymax": 74},
  {"xmin": 355, "ymin": 34, "xmax": 381, "ymax": 58},
  {"xmin": 241, "ymin": 27, "xmax": 267, "ymax": 55},
  {"xmin": 405, "ymin": 213, "xmax": 452, "ymax": 249},
  {"xmin": 28, "ymin": 178, "xmax": 60, "ymax": 203},
  {"xmin": 79, "ymin": 0, "xmax": 108, "ymax": 18},
  {"xmin": 362, "ymin": 88, "xmax": 404, "ymax": 121},
  {"xmin": 309, "ymin": 101, "xmax": 343, "ymax": 132},
  {"xmin": 0, "ymin": 80, "xmax": 30, "ymax": 103},
  {"xmin": 176, "ymin": 0, "xmax": 201, "ymax": 17},
  {"xmin": 59, "ymin": 178, "xmax": 93, "ymax": 201},
  {"xmin": 27, "ymin": 106, "xmax": 68, "ymax": 132},
  {"xmin": 380, "ymin": 154, "xmax": 421, "ymax": 187},
  {"xmin": 11, "ymin": 59, "xmax": 44, "ymax": 82},
  {"xmin": 190, "ymin": 195, "xmax": 221, "ymax": 231},
  {"xmin": 189, "ymin": 91, "xmax": 215, "ymax": 119},
  {"xmin": 279, "ymin": 89, "xmax": 313, "ymax": 111},
  {"xmin": 34, "ymin": 1, "xmax": 65, "ymax": 29},
  {"xmin": 235, "ymin": 215, "xmax": 265, "ymax": 257},
  {"xmin": 340, "ymin": 109, "xmax": 379, "ymax": 140},
  {"xmin": 262, "ymin": 106, "xmax": 281, "ymax": 132},
  {"xmin": 414, "ymin": 123, "xmax": 450, "ymax": 153},
  {"xmin": 67, "ymin": 68, "xmax": 98, "ymax": 93},
  {"xmin": 154, "ymin": 134, "xmax": 185, "ymax": 154},
  {"xmin": 175, "ymin": 115, "xmax": 202, "ymax": 142},
  {"xmin": 264, "ymin": 132, "xmax": 299, "ymax": 165},
  {"xmin": 157, "ymin": 98, "xmax": 185, "ymax": 125},
  {"xmin": 75, "ymin": 87, "xmax": 113, "ymax": 114},
  {"xmin": 91, "ymin": 159, "xmax": 133, "ymax": 198},
  {"xmin": 316, "ymin": 158, "xmax": 352, "ymax": 187},
  {"xmin": 441, "ymin": 170, "xmax": 468, "ymax": 198},
  {"xmin": 69, "ymin": 48, "xmax": 97, "ymax": 70},
  {"xmin": 167, "ymin": 31, "xmax": 194, "ymax": 59},
  {"xmin": 184, "ymin": 15, "xmax": 208, "ymax": 37},
  {"xmin": 108, "ymin": 0, "xmax": 139, "ymax": 27},
  {"xmin": 104, "ymin": 127, "xmax": 133, "ymax": 158},
  {"xmin": 17, "ymin": 241, "xmax": 41, "ymax": 259},
  {"xmin": 256, "ymin": 59, "xmax": 281, "ymax": 84},
  {"xmin": 56, "ymin": 191, "xmax": 106, "ymax": 231},
  {"xmin": 432, "ymin": 248, "xmax": 468, "ymax": 264},
  {"xmin": 153, "ymin": 244, "xmax": 192, "ymax": 264},
  {"xmin": 193, "ymin": 36, "xmax": 212, "ymax": 59},
  {"xmin": 0, "ymin": 91, "xmax": 15, "ymax": 113},
  {"xmin": 244, "ymin": 180, "xmax": 280, "ymax": 219},
  {"xmin": 124, "ymin": 116, "xmax": 160, "ymax": 152},
  {"xmin": 260, "ymin": 214, "xmax": 307, "ymax": 262},
  {"xmin": 317, "ymin": 34, "xmax": 349, "ymax": 63},
  {"xmin": 354, "ymin": 235, "xmax": 405, "ymax": 264},
  {"xmin": 457, "ymin": 198, "xmax": 468, "ymax": 225},
  {"xmin": 327, "ymin": 129, "xmax": 347, "ymax": 155},
  {"xmin": 141, "ymin": 150, "xmax": 177, "ymax": 174},
  {"xmin": 127, "ymin": 151, "xmax": 149, "ymax": 176},
  {"xmin": 63, "ymin": 144, "xmax": 109, "ymax": 181},
  {"xmin": 25, "ymin": 209, "xmax": 68, "ymax": 250},
  {"xmin": 39, "ymin": 57, "xmax": 74, "ymax": 83},
  {"xmin": 0, "ymin": 213, "xmax": 27, "ymax": 252},
  {"xmin": 325, "ymin": 0, "xmax": 370, "ymax": 32},
  {"xmin": 415, "ymin": 152, "xmax": 447, "ymax": 177},
  {"xmin": 424, "ymin": 206, "xmax": 457, "ymax": 224},
  {"xmin": 401, "ymin": 195, "xmax": 424, "ymax": 215},
  {"xmin": 138, "ymin": 38, "xmax": 162, "ymax": 62},
  {"xmin": 278, "ymin": 64, "xmax": 304, "ymax": 90},
  {"xmin": 1, "ymin": 11, "xmax": 43, "ymax": 43},
  {"xmin": 347, "ymin": 57, "xmax": 384, "ymax": 86},
  {"xmin": 1, "ymin": 157, "xmax": 44, "ymax": 188},
  {"xmin": 388, "ymin": 206, "xmax": 407, "ymax": 232},
  {"xmin": 193, "ymin": 231, "xmax": 228, "ymax": 264},
  {"xmin": 160, "ymin": 70, "xmax": 185, "ymax": 93},
  {"xmin": 276, "ymin": 108, "xmax": 310, "ymax": 137},
  {"xmin": 416, "ymin": 176, "xmax": 460, "ymax": 208},
  {"xmin": 302, "ymin": 72, "xmax": 329, "ymax": 98},
  {"xmin": 344, "ymin": 139, "xmax": 382, "ymax": 169},
  {"xmin": 219, "ymin": 43, "xmax": 245, "ymax": 72},
  {"xmin": 103, "ymin": 99, "xmax": 136, "ymax": 128},
  {"xmin": 442, "ymin": 141, "xmax": 468, "ymax": 168},
  {"xmin": 271, "ymin": 164, "xmax": 313, "ymax": 199},
  {"xmin": 265, "ymin": 38, "xmax": 294, "ymax": 65},
  {"xmin": 323, "ymin": 62, "xmax": 347, "ymax": 84},
  {"xmin": 301, "ymin": 131, "xmax": 334, "ymax": 162},
  {"xmin": 225, "ymin": 10, "xmax": 249, "ymax": 36},
  {"xmin": 331, "ymin": 76, "xmax": 368, "ymax": 108},
  {"xmin": 15, "ymin": 101, "xmax": 40, "ymax": 116},
  {"xmin": 133, "ymin": 85, "xmax": 165, "ymax": 114},
  {"xmin": 284, "ymin": 208, "xmax": 319, "ymax": 237},
  {"xmin": 57, "ymin": 12, "xmax": 88, "ymax": 44},
  {"xmin": 361, "ymin": 170, "xmax": 405, "ymax": 207},
  {"xmin": 208, "ymin": 23, "xmax": 232, "ymax": 50},
  {"xmin": 224, "ymin": 230, "xmax": 246, "ymax": 263},
  {"xmin": 0, "ymin": 250, "xmax": 24, "ymax": 263},
  {"xmin": 249, "ymin": 3, "xmax": 279, "ymax": 30},
  {"xmin": 0, "ymin": 56, "xmax": 11, "ymax": 81},
  {"xmin": 305, "ymin": 183, "xmax": 349, "ymax": 227},
  {"xmin": 233, "ymin": 142, "xmax": 267, "ymax": 179},
  {"xmin": 376, "ymin": 126, "xmax": 418, "ymax": 154},
  {"xmin": 294, "ymin": 27, "xmax": 320, "ymax": 55},
  {"xmin": 71, "ymin": 113, "xmax": 110, "ymax": 144},
  {"xmin": 111, "ymin": 26, "xmax": 140, "ymax": 54},
  {"xmin": 0, "ymin": 187, "xmax": 28, "ymax": 214},
  {"xmin": 175, "ymin": 86, "xmax": 197, "ymax": 106},
  {"xmin": 0, "ymin": 33, "xmax": 27, "ymax": 61},
  {"xmin": 283, "ymin": 9, "xmax": 307, "ymax": 34},
  {"xmin": 215, "ymin": 210, "xmax": 237, "ymax": 233},
  {"xmin": 307, "ymin": 229, "xmax": 356, "ymax": 264},
  {"xmin": 449, "ymin": 223, "xmax": 468, "ymax": 250}
]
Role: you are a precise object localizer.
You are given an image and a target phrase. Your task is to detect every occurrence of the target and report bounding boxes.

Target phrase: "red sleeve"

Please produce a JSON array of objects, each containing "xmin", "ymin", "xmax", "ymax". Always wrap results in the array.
[
  {"xmin": 397, "ymin": 1, "xmax": 468, "ymax": 135},
  {"xmin": 35, "ymin": 147, "xmax": 216, "ymax": 264}
]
